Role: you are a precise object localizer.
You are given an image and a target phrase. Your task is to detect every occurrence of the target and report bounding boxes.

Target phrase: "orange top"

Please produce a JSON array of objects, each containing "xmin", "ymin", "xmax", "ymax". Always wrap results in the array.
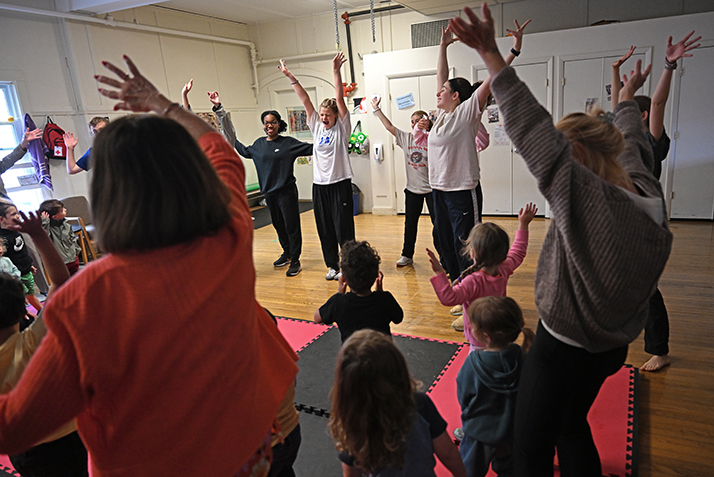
[{"xmin": 0, "ymin": 132, "xmax": 298, "ymax": 477}]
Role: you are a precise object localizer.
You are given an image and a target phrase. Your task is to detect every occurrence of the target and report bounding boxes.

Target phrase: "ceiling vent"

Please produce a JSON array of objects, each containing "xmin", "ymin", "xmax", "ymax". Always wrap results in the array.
[{"xmin": 411, "ymin": 19, "xmax": 449, "ymax": 48}]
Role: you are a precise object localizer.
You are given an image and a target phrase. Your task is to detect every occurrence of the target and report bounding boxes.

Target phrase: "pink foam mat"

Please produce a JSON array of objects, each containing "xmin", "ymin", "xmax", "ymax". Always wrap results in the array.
[
  {"xmin": 429, "ymin": 363, "xmax": 637, "ymax": 477},
  {"xmin": 276, "ymin": 316, "xmax": 333, "ymax": 353}
]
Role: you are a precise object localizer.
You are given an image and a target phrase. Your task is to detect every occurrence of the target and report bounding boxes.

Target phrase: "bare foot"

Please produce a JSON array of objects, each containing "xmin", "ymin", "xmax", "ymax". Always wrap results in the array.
[{"xmin": 640, "ymin": 354, "xmax": 671, "ymax": 372}]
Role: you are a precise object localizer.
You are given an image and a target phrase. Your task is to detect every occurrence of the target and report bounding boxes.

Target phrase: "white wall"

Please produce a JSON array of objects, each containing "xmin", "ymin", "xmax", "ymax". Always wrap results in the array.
[
  {"xmin": 0, "ymin": 1, "xmax": 262, "ymax": 207},
  {"xmin": 363, "ymin": 11, "xmax": 714, "ymax": 217}
]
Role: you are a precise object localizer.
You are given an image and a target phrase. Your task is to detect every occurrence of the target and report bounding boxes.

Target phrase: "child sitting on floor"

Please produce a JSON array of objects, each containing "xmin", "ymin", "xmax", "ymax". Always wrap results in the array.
[
  {"xmin": 457, "ymin": 296, "xmax": 534, "ymax": 477},
  {"xmin": 39, "ymin": 199, "xmax": 81, "ymax": 276},
  {"xmin": 0, "ymin": 201, "xmax": 43, "ymax": 314},
  {"xmin": 427, "ymin": 202, "xmax": 536, "ymax": 352},
  {"xmin": 314, "ymin": 240, "xmax": 403, "ymax": 343},
  {"xmin": 0, "ymin": 211, "xmax": 87, "ymax": 476}
]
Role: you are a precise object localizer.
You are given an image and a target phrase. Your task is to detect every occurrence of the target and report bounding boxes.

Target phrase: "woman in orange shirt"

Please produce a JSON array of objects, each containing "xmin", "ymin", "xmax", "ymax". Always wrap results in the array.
[{"xmin": 0, "ymin": 56, "xmax": 298, "ymax": 477}]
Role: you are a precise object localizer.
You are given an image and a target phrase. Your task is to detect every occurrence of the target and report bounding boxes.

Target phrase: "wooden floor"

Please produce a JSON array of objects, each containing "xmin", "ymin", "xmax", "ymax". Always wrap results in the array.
[{"xmin": 252, "ymin": 210, "xmax": 714, "ymax": 476}]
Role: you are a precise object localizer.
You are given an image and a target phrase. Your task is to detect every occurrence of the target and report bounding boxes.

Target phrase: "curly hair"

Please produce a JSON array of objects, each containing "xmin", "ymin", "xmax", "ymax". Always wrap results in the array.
[
  {"xmin": 260, "ymin": 110, "xmax": 288, "ymax": 134},
  {"xmin": 329, "ymin": 329, "xmax": 418, "ymax": 474},
  {"xmin": 459, "ymin": 222, "xmax": 510, "ymax": 280},
  {"xmin": 467, "ymin": 296, "xmax": 535, "ymax": 352},
  {"xmin": 339, "ymin": 240, "xmax": 380, "ymax": 294}
]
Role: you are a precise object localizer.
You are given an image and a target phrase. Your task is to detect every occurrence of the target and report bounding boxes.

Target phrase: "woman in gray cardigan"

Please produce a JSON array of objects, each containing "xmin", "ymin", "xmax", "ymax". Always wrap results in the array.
[{"xmin": 450, "ymin": 6, "xmax": 672, "ymax": 476}]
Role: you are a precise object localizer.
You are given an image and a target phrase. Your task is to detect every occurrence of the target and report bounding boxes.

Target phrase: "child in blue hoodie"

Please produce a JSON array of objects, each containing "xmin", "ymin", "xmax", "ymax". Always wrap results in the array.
[{"xmin": 456, "ymin": 296, "xmax": 534, "ymax": 477}]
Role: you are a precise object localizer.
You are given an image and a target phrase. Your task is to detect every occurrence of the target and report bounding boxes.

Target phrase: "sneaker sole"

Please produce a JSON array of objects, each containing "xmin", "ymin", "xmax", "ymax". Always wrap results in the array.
[
  {"xmin": 396, "ymin": 262, "xmax": 413, "ymax": 267},
  {"xmin": 273, "ymin": 259, "xmax": 291, "ymax": 267},
  {"xmin": 286, "ymin": 266, "xmax": 302, "ymax": 277}
]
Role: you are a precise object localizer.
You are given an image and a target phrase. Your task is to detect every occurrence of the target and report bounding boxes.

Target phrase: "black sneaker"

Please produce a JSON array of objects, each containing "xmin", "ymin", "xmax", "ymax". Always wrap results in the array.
[
  {"xmin": 273, "ymin": 253, "xmax": 291, "ymax": 267},
  {"xmin": 286, "ymin": 261, "xmax": 301, "ymax": 277}
]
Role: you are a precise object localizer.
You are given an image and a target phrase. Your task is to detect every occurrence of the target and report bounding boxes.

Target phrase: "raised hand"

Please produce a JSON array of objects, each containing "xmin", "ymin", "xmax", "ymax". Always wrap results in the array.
[
  {"xmin": 620, "ymin": 59, "xmax": 652, "ymax": 101},
  {"xmin": 449, "ymin": 4, "xmax": 497, "ymax": 55},
  {"xmin": 8, "ymin": 211, "xmax": 44, "ymax": 238},
  {"xmin": 518, "ymin": 202, "xmax": 538, "ymax": 229},
  {"xmin": 23, "ymin": 128, "xmax": 42, "ymax": 143},
  {"xmin": 333, "ymin": 52, "xmax": 347, "ymax": 72},
  {"xmin": 506, "ymin": 18, "xmax": 531, "ymax": 51},
  {"xmin": 337, "ymin": 273, "xmax": 348, "ymax": 294},
  {"xmin": 182, "ymin": 79, "xmax": 193, "ymax": 96},
  {"xmin": 96, "ymin": 56, "xmax": 163, "ymax": 113},
  {"xmin": 207, "ymin": 91, "xmax": 221, "ymax": 106},
  {"xmin": 426, "ymin": 248, "xmax": 445, "ymax": 275},
  {"xmin": 666, "ymin": 31, "xmax": 701, "ymax": 63},
  {"xmin": 278, "ymin": 59, "xmax": 293, "ymax": 78},
  {"xmin": 63, "ymin": 132, "xmax": 78, "ymax": 149},
  {"xmin": 417, "ymin": 118, "xmax": 430, "ymax": 130},
  {"xmin": 371, "ymin": 97, "xmax": 381, "ymax": 111},
  {"xmin": 613, "ymin": 46, "xmax": 635, "ymax": 68},
  {"xmin": 440, "ymin": 25, "xmax": 457, "ymax": 47}
]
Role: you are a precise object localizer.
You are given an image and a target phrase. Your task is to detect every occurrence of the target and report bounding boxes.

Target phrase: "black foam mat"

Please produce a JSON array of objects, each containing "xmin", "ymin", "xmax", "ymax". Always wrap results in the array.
[
  {"xmin": 294, "ymin": 327, "xmax": 462, "ymax": 413},
  {"xmin": 292, "ymin": 412, "xmax": 343, "ymax": 477}
]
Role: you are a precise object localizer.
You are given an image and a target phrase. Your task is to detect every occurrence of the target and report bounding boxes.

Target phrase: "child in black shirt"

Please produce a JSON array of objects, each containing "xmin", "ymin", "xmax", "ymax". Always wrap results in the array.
[{"xmin": 315, "ymin": 240, "xmax": 403, "ymax": 342}]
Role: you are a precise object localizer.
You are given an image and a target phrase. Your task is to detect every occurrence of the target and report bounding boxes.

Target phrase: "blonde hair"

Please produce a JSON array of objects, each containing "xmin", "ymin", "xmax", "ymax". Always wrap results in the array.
[
  {"xmin": 556, "ymin": 108, "xmax": 633, "ymax": 188},
  {"xmin": 459, "ymin": 223, "xmax": 510, "ymax": 280},
  {"xmin": 320, "ymin": 98, "xmax": 339, "ymax": 115},
  {"xmin": 467, "ymin": 296, "xmax": 535, "ymax": 352}
]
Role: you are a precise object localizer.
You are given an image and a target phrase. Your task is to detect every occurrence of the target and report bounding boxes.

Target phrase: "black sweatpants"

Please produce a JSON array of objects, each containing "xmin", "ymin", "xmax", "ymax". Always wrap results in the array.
[
  {"xmin": 265, "ymin": 183, "xmax": 302, "ymax": 264},
  {"xmin": 313, "ymin": 179, "xmax": 355, "ymax": 270},
  {"xmin": 10, "ymin": 431, "xmax": 88, "ymax": 477},
  {"xmin": 402, "ymin": 189, "xmax": 440, "ymax": 259},
  {"xmin": 644, "ymin": 287, "xmax": 669, "ymax": 356}
]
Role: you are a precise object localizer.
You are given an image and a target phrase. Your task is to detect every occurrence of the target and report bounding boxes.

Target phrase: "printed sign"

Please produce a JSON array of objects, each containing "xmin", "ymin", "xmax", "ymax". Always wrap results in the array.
[{"xmin": 396, "ymin": 93, "xmax": 415, "ymax": 110}]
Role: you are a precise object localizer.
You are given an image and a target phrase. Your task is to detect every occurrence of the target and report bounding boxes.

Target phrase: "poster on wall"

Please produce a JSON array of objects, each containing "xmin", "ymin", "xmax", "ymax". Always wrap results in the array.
[
  {"xmin": 296, "ymin": 156, "xmax": 312, "ymax": 165},
  {"xmin": 487, "ymin": 106, "xmax": 499, "ymax": 123},
  {"xmin": 287, "ymin": 107, "xmax": 310, "ymax": 138},
  {"xmin": 493, "ymin": 124, "xmax": 510, "ymax": 146}
]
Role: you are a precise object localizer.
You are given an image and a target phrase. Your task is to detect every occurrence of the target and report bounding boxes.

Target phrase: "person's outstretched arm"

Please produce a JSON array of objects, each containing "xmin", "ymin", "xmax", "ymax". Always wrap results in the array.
[
  {"xmin": 649, "ymin": 31, "xmax": 700, "ymax": 141},
  {"xmin": 278, "ymin": 60, "xmax": 316, "ymax": 119},
  {"xmin": 474, "ymin": 18, "xmax": 530, "ymax": 111},
  {"xmin": 611, "ymin": 46, "xmax": 635, "ymax": 111},
  {"xmin": 63, "ymin": 132, "xmax": 84, "ymax": 175},
  {"xmin": 437, "ymin": 26, "xmax": 457, "ymax": 89},
  {"xmin": 1, "ymin": 128, "xmax": 42, "ymax": 174},
  {"xmin": 371, "ymin": 97, "xmax": 397, "ymax": 136},
  {"xmin": 208, "ymin": 90, "xmax": 237, "ymax": 147},
  {"xmin": 332, "ymin": 52, "xmax": 349, "ymax": 120},
  {"xmin": 181, "ymin": 78, "xmax": 193, "ymax": 110}
]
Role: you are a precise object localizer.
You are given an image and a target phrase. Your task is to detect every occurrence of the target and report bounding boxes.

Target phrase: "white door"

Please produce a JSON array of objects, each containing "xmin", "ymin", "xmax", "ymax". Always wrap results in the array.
[
  {"xmin": 670, "ymin": 44, "xmax": 714, "ymax": 219},
  {"xmin": 477, "ymin": 60, "xmax": 549, "ymax": 216},
  {"xmin": 511, "ymin": 61, "xmax": 549, "ymax": 215},
  {"xmin": 388, "ymin": 74, "xmax": 437, "ymax": 213}
]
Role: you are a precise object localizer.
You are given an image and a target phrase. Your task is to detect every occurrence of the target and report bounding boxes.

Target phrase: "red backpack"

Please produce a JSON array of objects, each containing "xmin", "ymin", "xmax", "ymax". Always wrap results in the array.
[{"xmin": 43, "ymin": 116, "xmax": 66, "ymax": 159}]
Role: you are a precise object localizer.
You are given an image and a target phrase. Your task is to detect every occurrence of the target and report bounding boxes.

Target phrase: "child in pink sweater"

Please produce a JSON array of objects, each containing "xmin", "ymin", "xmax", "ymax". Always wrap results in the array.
[{"xmin": 426, "ymin": 203, "xmax": 537, "ymax": 351}]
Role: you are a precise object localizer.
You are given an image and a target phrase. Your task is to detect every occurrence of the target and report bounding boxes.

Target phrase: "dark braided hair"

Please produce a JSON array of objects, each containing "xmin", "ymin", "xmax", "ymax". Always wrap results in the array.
[{"xmin": 459, "ymin": 223, "xmax": 510, "ymax": 280}]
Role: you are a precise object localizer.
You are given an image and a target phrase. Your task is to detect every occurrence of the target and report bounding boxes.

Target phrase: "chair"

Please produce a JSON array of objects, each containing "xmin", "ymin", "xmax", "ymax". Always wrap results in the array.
[{"xmin": 61, "ymin": 196, "xmax": 99, "ymax": 262}]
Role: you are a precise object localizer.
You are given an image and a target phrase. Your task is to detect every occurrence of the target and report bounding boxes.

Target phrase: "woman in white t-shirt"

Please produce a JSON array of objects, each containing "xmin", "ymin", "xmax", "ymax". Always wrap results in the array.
[
  {"xmin": 279, "ymin": 54, "xmax": 355, "ymax": 280},
  {"xmin": 429, "ymin": 22, "xmax": 528, "ymax": 283},
  {"xmin": 371, "ymin": 97, "xmax": 441, "ymax": 268}
]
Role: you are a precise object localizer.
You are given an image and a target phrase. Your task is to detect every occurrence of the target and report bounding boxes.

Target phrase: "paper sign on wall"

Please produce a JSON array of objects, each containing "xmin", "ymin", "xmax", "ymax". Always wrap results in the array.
[
  {"xmin": 396, "ymin": 93, "xmax": 415, "ymax": 110},
  {"xmin": 493, "ymin": 124, "xmax": 510, "ymax": 146}
]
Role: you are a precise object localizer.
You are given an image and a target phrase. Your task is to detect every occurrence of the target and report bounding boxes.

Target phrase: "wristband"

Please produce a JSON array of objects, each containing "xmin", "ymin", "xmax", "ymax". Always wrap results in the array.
[
  {"xmin": 161, "ymin": 102, "xmax": 180, "ymax": 116},
  {"xmin": 372, "ymin": 107, "xmax": 381, "ymax": 113},
  {"xmin": 291, "ymin": 80, "xmax": 299, "ymax": 85},
  {"xmin": 511, "ymin": 48, "xmax": 521, "ymax": 57},
  {"xmin": 664, "ymin": 57, "xmax": 677, "ymax": 71}
]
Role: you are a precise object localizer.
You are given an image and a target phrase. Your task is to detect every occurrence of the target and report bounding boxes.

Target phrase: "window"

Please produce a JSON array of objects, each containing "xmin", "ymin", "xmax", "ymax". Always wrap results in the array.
[{"xmin": 0, "ymin": 83, "xmax": 47, "ymax": 210}]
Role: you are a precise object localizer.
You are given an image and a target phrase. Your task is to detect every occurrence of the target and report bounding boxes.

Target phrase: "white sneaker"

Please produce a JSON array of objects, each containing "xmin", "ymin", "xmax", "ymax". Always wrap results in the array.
[
  {"xmin": 396, "ymin": 256, "xmax": 413, "ymax": 267},
  {"xmin": 335, "ymin": 271, "xmax": 342, "ymax": 281},
  {"xmin": 325, "ymin": 268, "xmax": 339, "ymax": 280}
]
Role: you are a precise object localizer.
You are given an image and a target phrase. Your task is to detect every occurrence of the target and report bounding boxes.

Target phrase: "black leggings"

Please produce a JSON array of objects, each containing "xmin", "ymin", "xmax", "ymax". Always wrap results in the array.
[{"xmin": 513, "ymin": 322, "xmax": 627, "ymax": 476}]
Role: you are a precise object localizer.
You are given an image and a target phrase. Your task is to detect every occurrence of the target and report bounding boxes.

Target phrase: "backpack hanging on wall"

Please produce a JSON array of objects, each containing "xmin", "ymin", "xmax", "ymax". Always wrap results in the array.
[{"xmin": 43, "ymin": 116, "xmax": 66, "ymax": 159}]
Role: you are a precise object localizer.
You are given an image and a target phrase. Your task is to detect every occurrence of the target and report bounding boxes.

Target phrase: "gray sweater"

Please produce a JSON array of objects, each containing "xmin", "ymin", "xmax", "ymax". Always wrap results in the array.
[
  {"xmin": 491, "ymin": 67, "xmax": 672, "ymax": 353},
  {"xmin": 0, "ymin": 144, "xmax": 27, "ymax": 199}
]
